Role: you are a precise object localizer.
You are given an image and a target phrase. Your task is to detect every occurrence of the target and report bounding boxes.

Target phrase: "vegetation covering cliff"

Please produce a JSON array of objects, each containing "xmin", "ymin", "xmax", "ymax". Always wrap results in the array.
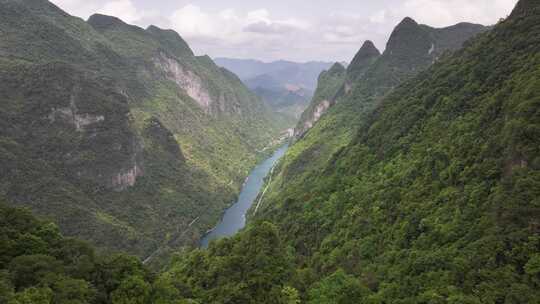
[
  {"xmin": 294, "ymin": 63, "xmax": 348, "ymax": 139},
  {"xmin": 162, "ymin": 0, "xmax": 539, "ymax": 302},
  {"xmin": 249, "ymin": 0, "xmax": 538, "ymax": 302},
  {"xmin": 294, "ymin": 19, "xmax": 486, "ymax": 141},
  {"xmin": 0, "ymin": 0, "xmax": 283, "ymax": 262}
]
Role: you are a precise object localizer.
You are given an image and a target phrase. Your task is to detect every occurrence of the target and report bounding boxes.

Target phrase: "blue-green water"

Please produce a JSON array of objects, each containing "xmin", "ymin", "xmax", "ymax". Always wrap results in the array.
[{"xmin": 200, "ymin": 144, "xmax": 288, "ymax": 247}]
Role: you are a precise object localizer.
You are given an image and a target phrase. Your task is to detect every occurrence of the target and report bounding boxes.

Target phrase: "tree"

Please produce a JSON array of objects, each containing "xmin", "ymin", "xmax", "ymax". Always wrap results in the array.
[
  {"xmin": 8, "ymin": 255, "xmax": 62, "ymax": 289},
  {"xmin": 10, "ymin": 287, "xmax": 53, "ymax": 304},
  {"xmin": 308, "ymin": 269, "xmax": 369, "ymax": 304},
  {"xmin": 111, "ymin": 275, "xmax": 151, "ymax": 304},
  {"xmin": 51, "ymin": 277, "xmax": 96, "ymax": 304},
  {"xmin": 151, "ymin": 275, "xmax": 184, "ymax": 304},
  {"xmin": 281, "ymin": 286, "xmax": 301, "ymax": 304}
]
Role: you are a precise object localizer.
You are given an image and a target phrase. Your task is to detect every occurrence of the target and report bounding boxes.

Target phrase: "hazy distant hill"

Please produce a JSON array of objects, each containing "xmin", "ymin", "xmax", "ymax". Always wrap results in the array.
[{"xmin": 214, "ymin": 58, "xmax": 335, "ymax": 120}]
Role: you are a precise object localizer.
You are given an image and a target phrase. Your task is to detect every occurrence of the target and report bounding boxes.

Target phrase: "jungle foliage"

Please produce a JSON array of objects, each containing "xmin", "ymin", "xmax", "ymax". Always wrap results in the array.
[{"xmin": 248, "ymin": 1, "xmax": 540, "ymax": 302}]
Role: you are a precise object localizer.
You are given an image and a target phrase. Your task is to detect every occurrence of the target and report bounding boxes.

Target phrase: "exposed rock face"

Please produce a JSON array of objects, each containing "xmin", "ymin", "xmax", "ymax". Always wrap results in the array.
[
  {"xmin": 41, "ymin": 69, "xmax": 144, "ymax": 191},
  {"xmin": 293, "ymin": 42, "xmax": 380, "ymax": 139},
  {"xmin": 48, "ymin": 91, "xmax": 105, "ymax": 131},
  {"xmin": 153, "ymin": 52, "xmax": 213, "ymax": 111},
  {"xmin": 344, "ymin": 83, "xmax": 352, "ymax": 95},
  {"xmin": 294, "ymin": 63, "xmax": 346, "ymax": 139},
  {"xmin": 49, "ymin": 107, "xmax": 105, "ymax": 131},
  {"xmin": 112, "ymin": 163, "xmax": 143, "ymax": 190},
  {"xmin": 295, "ymin": 100, "xmax": 330, "ymax": 137}
]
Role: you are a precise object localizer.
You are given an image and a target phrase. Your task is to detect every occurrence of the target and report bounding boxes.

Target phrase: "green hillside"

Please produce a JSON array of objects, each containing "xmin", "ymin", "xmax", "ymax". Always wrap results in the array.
[
  {"xmin": 0, "ymin": 0, "xmax": 283, "ymax": 262},
  {"xmin": 249, "ymin": 0, "xmax": 539, "ymax": 302},
  {"xmin": 292, "ymin": 19, "xmax": 486, "ymax": 164},
  {"xmin": 294, "ymin": 62, "xmax": 348, "ymax": 139},
  {"xmin": 161, "ymin": 0, "xmax": 539, "ymax": 302}
]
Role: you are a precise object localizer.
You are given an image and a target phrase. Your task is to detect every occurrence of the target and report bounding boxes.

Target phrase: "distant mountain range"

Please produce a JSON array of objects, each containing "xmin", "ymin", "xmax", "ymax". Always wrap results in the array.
[{"xmin": 214, "ymin": 58, "xmax": 337, "ymax": 120}]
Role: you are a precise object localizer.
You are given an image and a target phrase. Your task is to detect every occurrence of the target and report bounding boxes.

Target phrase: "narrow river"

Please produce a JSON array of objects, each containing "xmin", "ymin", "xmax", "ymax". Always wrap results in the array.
[{"xmin": 200, "ymin": 144, "xmax": 288, "ymax": 247}]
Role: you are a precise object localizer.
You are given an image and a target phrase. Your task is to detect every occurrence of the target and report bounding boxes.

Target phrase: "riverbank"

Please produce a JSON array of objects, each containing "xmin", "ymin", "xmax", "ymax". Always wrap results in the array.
[{"xmin": 200, "ymin": 144, "xmax": 289, "ymax": 247}]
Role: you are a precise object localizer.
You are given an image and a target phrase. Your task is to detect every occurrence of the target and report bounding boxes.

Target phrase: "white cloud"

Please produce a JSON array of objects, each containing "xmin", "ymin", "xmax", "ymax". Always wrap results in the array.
[
  {"xmin": 165, "ymin": 5, "xmax": 398, "ymax": 61},
  {"xmin": 50, "ymin": 0, "xmax": 100, "ymax": 20},
  {"xmin": 51, "ymin": 0, "xmax": 158, "ymax": 24},
  {"xmin": 247, "ymin": 9, "xmax": 271, "ymax": 23},
  {"xmin": 50, "ymin": 0, "xmax": 519, "ymax": 62},
  {"xmin": 169, "ymin": 5, "xmax": 308, "ymax": 41},
  {"xmin": 244, "ymin": 22, "xmax": 297, "ymax": 34},
  {"xmin": 395, "ymin": 0, "xmax": 516, "ymax": 27},
  {"xmin": 370, "ymin": 10, "xmax": 387, "ymax": 24},
  {"xmin": 169, "ymin": 5, "xmax": 216, "ymax": 37},
  {"xmin": 97, "ymin": 0, "xmax": 145, "ymax": 24}
]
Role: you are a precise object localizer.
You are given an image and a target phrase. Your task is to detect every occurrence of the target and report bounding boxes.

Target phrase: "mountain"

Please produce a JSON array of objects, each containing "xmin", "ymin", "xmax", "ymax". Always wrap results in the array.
[
  {"xmin": 213, "ymin": 58, "xmax": 334, "ymax": 88},
  {"xmin": 214, "ymin": 58, "xmax": 335, "ymax": 120},
  {"xmin": 346, "ymin": 40, "xmax": 381, "ymax": 82},
  {"xmin": 158, "ymin": 0, "xmax": 540, "ymax": 302},
  {"xmin": 0, "ymin": 0, "xmax": 283, "ymax": 263},
  {"xmin": 294, "ymin": 41, "xmax": 380, "ymax": 138},
  {"xmin": 294, "ymin": 63, "xmax": 348, "ymax": 138},
  {"xmin": 294, "ymin": 20, "xmax": 487, "ymax": 140}
]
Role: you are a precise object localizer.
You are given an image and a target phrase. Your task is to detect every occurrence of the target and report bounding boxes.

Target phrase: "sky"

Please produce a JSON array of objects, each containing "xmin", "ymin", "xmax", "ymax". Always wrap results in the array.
[{"xmin": 50, "ymin": 0, "xmax": 519, "ymax": 62}]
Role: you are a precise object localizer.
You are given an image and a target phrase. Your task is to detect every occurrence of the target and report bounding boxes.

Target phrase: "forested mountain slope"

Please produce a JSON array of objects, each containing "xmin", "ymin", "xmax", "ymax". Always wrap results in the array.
[
  {"xmin": 0, "ymin": 0, "xmax": 282, "ymax": 261},
  {"xmin": 294, "ymin": 62, "xmax": 348, "ymax": 138},
  {"xmin": 294, "ymin": 19, "xmax": 486, "ymax": 140},
  {"xmin": 164, "ymin": 0, "xmax": 540, "ymax": 302},
  {"xmin": 278, "ymin": 19, "xmax": 487, "ymax": 211}
]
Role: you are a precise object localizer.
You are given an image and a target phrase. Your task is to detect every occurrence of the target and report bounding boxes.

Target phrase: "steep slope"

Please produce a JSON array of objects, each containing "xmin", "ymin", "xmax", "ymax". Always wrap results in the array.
[
  {"xmin": 295, "ymin": 41, "xmax": 381, "ymax": 139},
  {"xmin": 161, "ymin": 1, "xmax": 540, "ymax": 302},
  {"xmin": 345, "ymin": 40, "xmax": 381, "ymax": 83},
  {"xmin": 0, "ymin": 0, "xmax": 282, "ymax": 261},
  {"xmin": 294, "ymin": 63, "xmax": 347, "ymax": 138},
  {"xmin": 293, "ymin": 21, "xmax": 486, "ymax": 141},
  {"xmin": 281, "ymin": 18, "xmax": 487, "ymax": 194},
  {"xmin": 255, "ymin": 0, "xmax": 539, "ymax": 301}
]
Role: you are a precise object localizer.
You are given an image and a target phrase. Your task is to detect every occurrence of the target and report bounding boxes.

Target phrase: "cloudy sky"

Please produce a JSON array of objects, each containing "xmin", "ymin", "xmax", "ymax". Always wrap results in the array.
[{"xmin": 51, "ymin": 0, "xmax": 518, "ymax": 62}]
